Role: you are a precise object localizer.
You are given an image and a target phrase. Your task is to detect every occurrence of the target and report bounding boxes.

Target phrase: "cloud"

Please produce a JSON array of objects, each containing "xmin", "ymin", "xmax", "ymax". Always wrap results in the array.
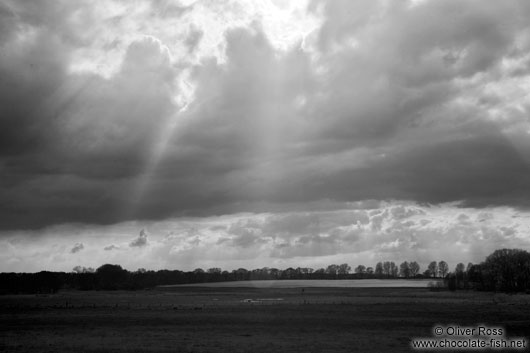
[
  {"xmin": 0, "ymin": 0, "xmax": 530, "ymax": 280},
  {"xmin": 70, "ymin": 243, "xmax": 84, "ymax": 254},
  {"xmin": 1, "ymin": 201, "xmax": 530, "ymax": 272},
  {"xmin": 184, "ymin": 25, "xmax": 203, "ymax": 54},
  {"xmin": 0, "ymin": 21, "xmax": 179, "ymax": 229},
  {"xmin": 72, "ymin": 265, "xmax": 94, "ymax": 273},
  {"xmin": 130, "ymin": 229, "xmax": 148, "ymax": 247}
]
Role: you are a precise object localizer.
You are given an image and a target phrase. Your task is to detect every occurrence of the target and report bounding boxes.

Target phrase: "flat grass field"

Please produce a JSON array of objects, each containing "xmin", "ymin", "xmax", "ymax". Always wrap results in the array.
[{"xmin": 1, "ymin": 287, "xmax": 530, "ymax": 352}]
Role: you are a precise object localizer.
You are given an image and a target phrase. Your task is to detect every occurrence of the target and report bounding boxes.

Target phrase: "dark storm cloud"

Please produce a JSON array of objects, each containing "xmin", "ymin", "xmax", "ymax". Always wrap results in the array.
[
  {"xmin": 0, "ymin": 2, "xmax": 178, "ymax": 229},
  {"xmin": 373, "ymin": 131, "xmax": 530, "ymax": 207},
  {"xmin": 287, "ymin": 127, "xmax": 530, "ymax": 207},
  {"xmin": 1, "ymin": 0, "xmax": 530, "ymax": 231}
]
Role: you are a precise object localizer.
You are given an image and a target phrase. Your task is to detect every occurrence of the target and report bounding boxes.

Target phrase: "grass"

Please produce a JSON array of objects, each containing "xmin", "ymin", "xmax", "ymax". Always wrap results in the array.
[{"xmin": 1, "ymin": 287, "xmax": 530, "ymax": 352}]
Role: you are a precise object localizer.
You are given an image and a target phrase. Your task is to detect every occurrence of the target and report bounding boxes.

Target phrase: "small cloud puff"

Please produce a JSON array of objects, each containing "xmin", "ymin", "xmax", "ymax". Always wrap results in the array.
[
  {"xmin": 130, "ymin": 229, "xmax": 148, "ymax": 247},
  {"xmin": 70, "ymin": 243, "xmax": 84, "ymax": 254}
]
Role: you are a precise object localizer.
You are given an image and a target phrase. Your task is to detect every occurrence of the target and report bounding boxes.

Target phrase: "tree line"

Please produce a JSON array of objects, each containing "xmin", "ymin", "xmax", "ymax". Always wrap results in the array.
[{"xmin": 1, "ymin": 248, "xmax": 529, "ymax": 294}]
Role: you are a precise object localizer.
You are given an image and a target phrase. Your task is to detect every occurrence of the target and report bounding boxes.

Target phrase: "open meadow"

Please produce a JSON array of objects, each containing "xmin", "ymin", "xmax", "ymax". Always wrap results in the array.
[{"xmin": 1, "ymin": 287, "xmax": 530, "ymax": 352}]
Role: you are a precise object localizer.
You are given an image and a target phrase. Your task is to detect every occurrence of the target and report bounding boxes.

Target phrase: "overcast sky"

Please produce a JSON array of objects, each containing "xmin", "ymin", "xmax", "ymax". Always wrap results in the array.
[{"xmin": 1, "ymin": 0, "xmax": 530, "ymax": 273}]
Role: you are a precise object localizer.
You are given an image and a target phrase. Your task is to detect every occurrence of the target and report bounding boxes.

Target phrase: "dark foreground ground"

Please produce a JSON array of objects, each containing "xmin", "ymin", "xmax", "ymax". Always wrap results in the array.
[{"xmin": 1, "ymin": 287, "xmax": 530, "ymax": 352}]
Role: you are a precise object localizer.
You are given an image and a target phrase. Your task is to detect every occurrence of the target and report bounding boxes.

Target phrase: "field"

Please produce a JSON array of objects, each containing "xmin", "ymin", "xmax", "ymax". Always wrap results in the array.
[
  {"xmin": 1, "ymin": 287, "xmax": 530, "ymax": 352},
  {"xmin": 162, "ymin": 279, "xmax": 432, "ymax": 288}
]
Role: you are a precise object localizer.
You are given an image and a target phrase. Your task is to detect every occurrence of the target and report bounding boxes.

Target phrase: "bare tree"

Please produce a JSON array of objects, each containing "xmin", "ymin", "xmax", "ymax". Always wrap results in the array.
[
  {"xmin": 326, "ymin": 264, "xmax": 339, "ymax": 278},
  {"xmin": 338, "ymin": 263, "xmax": 351, "ymax": 276},
  {"xmin": 428, "ymin": 261, "xmax": 438, "ymax": 278},
  {"xmin": 438, "ymin": 261, "xmax": 449, "ymax": 278},
  {"xmin": 383, "ymin": 262, "xmax": 391, "ymax": 277},
  {"xmin": 354, "ymin": 265, "xmax": 366, "ymax": 274},
  {"xmin": 390, "ymin": 262, "xmax": 398, "ymax": 278},
  {"xmin": 409, "ymin": 261, "xmax": 420, "ymax": 277},
  {"xmin": 455, "ymin": 263, "xmax": 465, "ymax": 274},
  {"xmin": 455, "ymin": 263, "xmax": 466, "ymax": 289},
  {"xmin": 399, "ymin": 261, "xmax": 410, "ymax": 278},
  {"xmin": 375, "ymin": 262, "xmax": 384, "ymax": 278}
]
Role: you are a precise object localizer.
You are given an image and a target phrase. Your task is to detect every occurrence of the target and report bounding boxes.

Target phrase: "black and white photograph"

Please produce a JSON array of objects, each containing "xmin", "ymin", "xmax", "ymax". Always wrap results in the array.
[{"xmin": 1, "ymin": 0, "xmax": 530, "ymax": 352}]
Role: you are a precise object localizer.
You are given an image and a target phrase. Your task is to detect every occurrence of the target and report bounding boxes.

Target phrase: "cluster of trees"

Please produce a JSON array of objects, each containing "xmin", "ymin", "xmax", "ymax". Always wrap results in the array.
[
  {"xmin": 447, "ymin": 249, "xmax": 530, "ymax": 292},
  {"xmin": 356, "ymin": 260, "xmax": 448, "ymax": 279},
  {"xmin": 1, "ymin": 249, "xmax": 529, "ymax": 294}
]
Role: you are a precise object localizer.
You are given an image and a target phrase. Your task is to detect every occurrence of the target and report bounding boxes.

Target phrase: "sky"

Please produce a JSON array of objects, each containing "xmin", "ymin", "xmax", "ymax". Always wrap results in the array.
[{"xmin": 1, "ymin": 0, "xmax": 530, "ymax": 273}]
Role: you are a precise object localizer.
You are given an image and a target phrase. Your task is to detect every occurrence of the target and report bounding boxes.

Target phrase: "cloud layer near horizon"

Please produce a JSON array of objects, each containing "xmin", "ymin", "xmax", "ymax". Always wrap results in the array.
[
  {"xmin": 2, "ymin": 201, "xmax": 530, "ymax": 272},
  {"xmin": 1, "ymin": 0, "xmax": 530, "ymax": 271}
]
